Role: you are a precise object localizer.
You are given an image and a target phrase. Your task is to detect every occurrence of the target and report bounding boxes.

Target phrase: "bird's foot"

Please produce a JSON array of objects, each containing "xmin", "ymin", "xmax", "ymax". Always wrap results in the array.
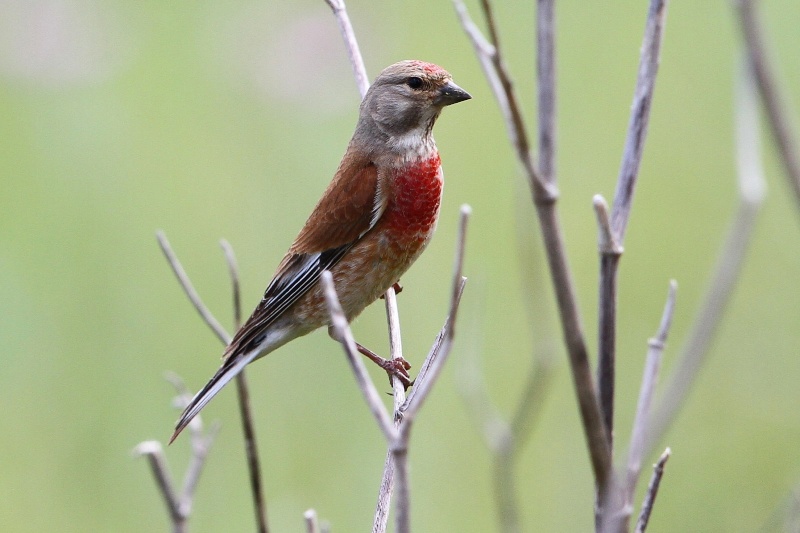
[{"xmin": 355, "ymin": 342, "xmax": 413, "ymax": 390}]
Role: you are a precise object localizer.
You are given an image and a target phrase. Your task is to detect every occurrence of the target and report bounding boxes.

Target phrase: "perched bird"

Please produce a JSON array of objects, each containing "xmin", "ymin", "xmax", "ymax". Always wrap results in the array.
[{"xmin": 171, "ymin": 60, "xmax": 470, "ymax": 443}]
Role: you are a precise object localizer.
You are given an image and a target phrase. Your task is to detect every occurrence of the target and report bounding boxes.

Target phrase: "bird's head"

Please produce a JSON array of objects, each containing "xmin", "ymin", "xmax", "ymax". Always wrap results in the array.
[{"xmin": 357, "ymin": 60, "xmax": 471, "ymax": 156}]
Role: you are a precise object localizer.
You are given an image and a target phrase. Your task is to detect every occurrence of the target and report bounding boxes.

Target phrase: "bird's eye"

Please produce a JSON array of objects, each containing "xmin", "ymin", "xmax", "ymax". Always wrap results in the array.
[{"xmin": 406, "ymin": 77, "xmax": 423, "ymax": 90}]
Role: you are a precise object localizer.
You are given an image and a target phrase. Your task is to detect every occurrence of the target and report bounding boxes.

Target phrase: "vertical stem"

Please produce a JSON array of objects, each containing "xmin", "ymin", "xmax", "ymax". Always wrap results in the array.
[
  {"xmin": 597, "ymin": 253, "xmax": 620, "ymax": 449},
  {"xmin": 393, "ymin": 444, "xmax": 411, "ymax": 533},
  {"xmin": 536, "ymin": 0, "xmax": 556, "ymax": 184}
]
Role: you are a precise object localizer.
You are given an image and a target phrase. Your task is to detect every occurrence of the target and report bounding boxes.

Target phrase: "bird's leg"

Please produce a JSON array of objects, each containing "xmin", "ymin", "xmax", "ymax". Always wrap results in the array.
[
  {"xmin": 355, "ymin": 342, "xmax": 413, "ymax": 390},
  {"xmin": 327, "ymin": 326, "xmax": 413, "ymax": 389},
  {"xmin": 379, "ymin": 281, "xmax": 403, "ymax": 299}
]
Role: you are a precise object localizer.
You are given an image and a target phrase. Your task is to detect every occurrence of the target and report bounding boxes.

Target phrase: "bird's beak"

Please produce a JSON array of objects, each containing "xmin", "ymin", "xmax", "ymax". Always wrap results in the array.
[{"xmin": 436, "ymin": 81, "xmax": 472, "ymax": 106}]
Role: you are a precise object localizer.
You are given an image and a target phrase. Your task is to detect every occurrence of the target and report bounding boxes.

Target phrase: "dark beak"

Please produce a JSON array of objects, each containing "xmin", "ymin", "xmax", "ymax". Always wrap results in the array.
[{"xmin": 436, "ymin": 81, "xmax": 472, "ymax": 106}]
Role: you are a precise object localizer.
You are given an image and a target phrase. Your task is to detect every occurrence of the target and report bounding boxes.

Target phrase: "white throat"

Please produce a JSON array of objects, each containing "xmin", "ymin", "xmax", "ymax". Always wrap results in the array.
[{"xmin": 387, "ymin": 130, "xmax": 436, "ymax": 162}]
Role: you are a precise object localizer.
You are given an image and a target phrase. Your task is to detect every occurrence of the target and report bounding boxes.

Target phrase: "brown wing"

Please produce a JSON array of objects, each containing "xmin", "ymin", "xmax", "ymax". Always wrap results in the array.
[
  {"xmin": 223, "ymin": 156, "xmax": 382, "ymax": 359},
  {"xmin": 290, "ymin": 155, "xmax": 383, "ymax": 253}
]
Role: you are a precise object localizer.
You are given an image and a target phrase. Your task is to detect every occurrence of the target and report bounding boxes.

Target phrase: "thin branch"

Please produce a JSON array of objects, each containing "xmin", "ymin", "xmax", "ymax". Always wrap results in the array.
[
  {"xmin": 454, "ymin": 0, "xmax": 612, "ymax": 490},
  {"xmin": 594, "ymin": 194, "xmax": 622, "ymax": 450},
  {"xmin": 392, "ymin": 206, "xmax": 471, "ymax": 533},
  {"xmin": 401, "ymin": 279, "xmax": 467, "ymax": 411},
  {"xmin": 165, "ymin": 373, "xmax": 221, "ymax": 517},
  {"xmin": 458, "ymin": 327, "xmax": 553, "ymax": 533},
  {"xmin": 645, "ymin": 59, "xmax": 766, "ymax": 456},
  {"xmin": 319, "ymin": 7, "xmax": 409, "ymax": 529},
  {"xmin": 323, "ymin": 0, "xmax": 369, "ymax": 98},
  {"xmin": 221, "ymin": 240, "xmax": 269, "ymax": 533},
  {"xmin": 156, "ymin": 231, "xmax": 231, "ymax": 345},
  {"xmin": 597, "ymin": 0, "xmax": 669, "ymax": 456},
  {"xmin": 536, "ymin": 0, "xmax": 556, "ymax": 184},
  {"xmin": 453, "ymin": 0, "xmax": 551, "ymax": 201},
  {"xmin": 371, "ymin": 285, "xmax": 406, "ymax": 533},
  {"xmin": 180, "ymin": 420, "xmax": 222, "ymax": 516},
  {"xmin": 304, "ymin": 509, "xmax": 321, "ymax": 533},
  {"xmin": 758, "ymin": 484, "xmax": 800, "ymax": 533},
  {"xmin": 477, "ymin": 0, "xmax": 551, "ymax": 200},
  {"xmin": 634, "ymin": 448, "xmax": 671, "ymax": 533},
  {"xmin": 385, "ymin": 287, "xmax": 407, "ymax": 416},
  {"xmin": 373, "ymin": 451, "xmax": 395, "ymax": 533},
  {"xmin": 220, "ymin": 239, "xmax": 242, "ymax": 328},
  {"xmin": 322, "ymin": 271, "xmax": 397, "ymax": 443},
  {"xmin": 736, "ymin": 0, "xmax": 800, "ymax": 211},
  {"xmin": 159, "ymin": 234, "xmax": 269, "ymax": 530},
  {"xmin": 134, "ymin": 441, "xmax": 184, "ymax": 532},
  {"xmin": 165, "ymin": 372, "xmax": 205, "ymax": 439},
  {"xmin": 400, "ymin": 205, "xmax": 470, "ymax": 423},
  {"xmin": 609, "ymin": 0, "xmax": 669, "ymax": 242},
  {"xmin": 135, "ymin": 376, "xmax": 221, "ymax": 533},
  {"xmin": 625, "ymin": 281, "xmax": 677, "ymax": 515}
]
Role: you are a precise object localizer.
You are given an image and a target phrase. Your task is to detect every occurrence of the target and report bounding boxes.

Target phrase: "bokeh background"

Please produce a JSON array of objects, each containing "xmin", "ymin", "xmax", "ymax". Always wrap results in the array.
[{"xmin": 2, "ymin": 0, "xmax": 799, "ymax": 531}]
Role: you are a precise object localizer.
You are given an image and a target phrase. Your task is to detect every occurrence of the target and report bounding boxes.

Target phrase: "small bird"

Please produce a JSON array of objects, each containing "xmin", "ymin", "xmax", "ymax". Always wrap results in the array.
[{"xmin": 171, "ymin": 60, "xmax": 470, "ymax": 443}]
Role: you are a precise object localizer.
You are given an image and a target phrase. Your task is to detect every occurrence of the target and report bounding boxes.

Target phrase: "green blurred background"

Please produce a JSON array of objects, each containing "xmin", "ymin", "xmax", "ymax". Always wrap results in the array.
[{"xmin": 1, "ymin": 0, "xmax": 799, "ymax": 531}]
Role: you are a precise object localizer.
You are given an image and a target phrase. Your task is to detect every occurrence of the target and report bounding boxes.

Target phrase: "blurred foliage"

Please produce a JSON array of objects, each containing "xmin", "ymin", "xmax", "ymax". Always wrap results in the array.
[{"xmin": 1, "ymin": 0, "xmax": 799, "ymax": 531}]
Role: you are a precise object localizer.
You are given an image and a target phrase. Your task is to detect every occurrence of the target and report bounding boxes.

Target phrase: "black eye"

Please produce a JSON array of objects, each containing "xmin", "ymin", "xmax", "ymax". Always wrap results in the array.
[{"xmin": 406, "ymin": 76, "xmax": 423, "ymax": 90}]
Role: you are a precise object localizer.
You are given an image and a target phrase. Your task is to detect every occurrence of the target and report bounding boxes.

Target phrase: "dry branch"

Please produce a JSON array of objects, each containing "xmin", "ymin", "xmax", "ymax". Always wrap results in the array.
[
  {"xmin": 324, "ymin": 207, "xmax": 470, "ymax": 533},
  {"xmin": 221, "ymin": 239, "xmax": 269, "ymax": 533},
  {"xmin": 645, "ymin": 60, "xmax": 766, "ymax": 457},
  {"xmin": 135, "ymin": 377, "xmax": 221, "ymax": 533},
  {"xmin": 596, "ymin": 0, "xmax": 669, "ymax": 449},
  {"xmin": 323, "ymin": 0, "xmax": 369, "ymax": 98},
  {"xmin": 453, "ymin": 0, "xmax": 611, "ymax": 490},
  {"xmin": 735, "ymin": 0, "xmax": 800, "ymax": 211},
  {"xmin": 635, "ymin": 448, "xmax": 671, "ymax": 533},
  {"xmin": 156, "ymin": 233, "xmax": 269, "ymax": 532}
]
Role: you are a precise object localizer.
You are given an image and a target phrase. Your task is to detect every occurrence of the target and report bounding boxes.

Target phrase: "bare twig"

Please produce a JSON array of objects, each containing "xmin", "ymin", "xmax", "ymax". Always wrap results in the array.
[
  {"xmin": 373, "ymin": 451, "xmax": 395, "ymax": 533},
  {"xmin": 454, "ymin": 0, "xmax": 611, "ymax": 489},
  {"xmin": 158, "ymin": 234, "xmax": 269, "ymax": 531},
  {"xmin": 400, "ymin": 205, "xmax": 470, "ymax": 422},
  {"xmin": 135, "ymin": 376, "xmax": 221, "ymax": 533},
  {"xmin": 635, "ymin": 448, "xmax": 671, "ymax": 533},
  {"xmin": 323, "ymin": 271, "xmax": 397, "ymax": 442},
  {"xmin": 220, "ymin": 240, "xmax": 242, "ymax": 328},
  {"xmin": 221, "ymin": 239, "xmax": 269, "ymax": 533},
  {"xmin": 645, "ymin": 59, "xmax": 766, "ymax": 456},
  {"xmin": 736, "ymin": 0, "xmax": 800, "ymax": 211},
  {"xmin": 536, "ymin": 0, "xmax": 556, "ymax": 184},
  {"xmin": 758, "ymin": 484, "xmax": 800, "ymax": 533},
  {"xmin": 325, "ymin": 207, "xmax": 470, "ymax": 533},
  {"xmin": 156, "ymin": 231, "xmax": 231, "ymax": 345},
  {"xmin": 594, "ymin": 194, "xmax": 622, "ymax": 450},
  {"xmin": 597, "ymin": 0, "xmax": 669, "ymax": 453},
  {"xmin": 319, "ymin": 6, "xmax": 411, "ymax": 529},
  {"xmin": 619, "ymin": 281, "xmax": 677, "ymax": 532},
  {"xmin": 168, "ymin": 374, "xmax": 222, "ymax": 518},
  {"xmin": 609, "ymin": 0, "xmax": 669, "ymax": 242},
  {"xmin": 453, "ymin": 0, "xmax": 550, "ymax": 200},
  {"xmin": 459, "ymin": 331, "xmax": 553, "ymax": 533},
  {"xmin": 134, "ymin": 441, "xmax": 184, "ymax": 532},
  {"xmin": 323, "ymin": 0, "xmax": 369, "ymax": 98},
  {"xmin": 450, "ymin": 4, "xmax": 561, "ymax": 520},
  {"xmin": 372, "ymin": 285, "xmax": 406, "ymax": 533},
  {"xmin": 396, "ymin": 206, "xmax": 470, "ymax": 533},
  {"xmin": 304, "ymin": 509, "xmax": 321, "ymax": 533},
  {"xmin": 180, "ymin": 421, "xmax": 222, "ymax": 515}
]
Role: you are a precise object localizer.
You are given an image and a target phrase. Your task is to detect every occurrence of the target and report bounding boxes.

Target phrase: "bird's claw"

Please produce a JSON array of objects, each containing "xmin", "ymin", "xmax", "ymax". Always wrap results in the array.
[
  {"xmin": 380, "ymin": 357, "xmax": 413, "ymax": 390},
  {"xmin": 379, "ymin": 282, "xmax": 404, "ymax": 299}
]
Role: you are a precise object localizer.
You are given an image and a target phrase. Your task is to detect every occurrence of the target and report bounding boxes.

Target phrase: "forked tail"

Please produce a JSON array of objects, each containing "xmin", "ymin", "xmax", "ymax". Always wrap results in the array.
[{"xmin": 169, "ymin": 349, "xmax": 260, "ymax": 444}]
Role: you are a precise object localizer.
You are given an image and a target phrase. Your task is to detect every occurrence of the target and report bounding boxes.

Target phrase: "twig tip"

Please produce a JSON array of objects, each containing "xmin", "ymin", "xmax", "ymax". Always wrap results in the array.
[
  {"xmin": 592, "ymin": 194, "xmax": 609, "ymax": 210},
  {"xmin": 132, "ymin": 440, "xmax": 162, "ymax": 457}
]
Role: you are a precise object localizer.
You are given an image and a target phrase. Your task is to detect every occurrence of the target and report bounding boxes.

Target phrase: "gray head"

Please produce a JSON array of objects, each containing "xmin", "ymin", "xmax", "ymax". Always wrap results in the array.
[{"xmin": 356, "ymin": 60, "xmax": 471, "ymax": 155}]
